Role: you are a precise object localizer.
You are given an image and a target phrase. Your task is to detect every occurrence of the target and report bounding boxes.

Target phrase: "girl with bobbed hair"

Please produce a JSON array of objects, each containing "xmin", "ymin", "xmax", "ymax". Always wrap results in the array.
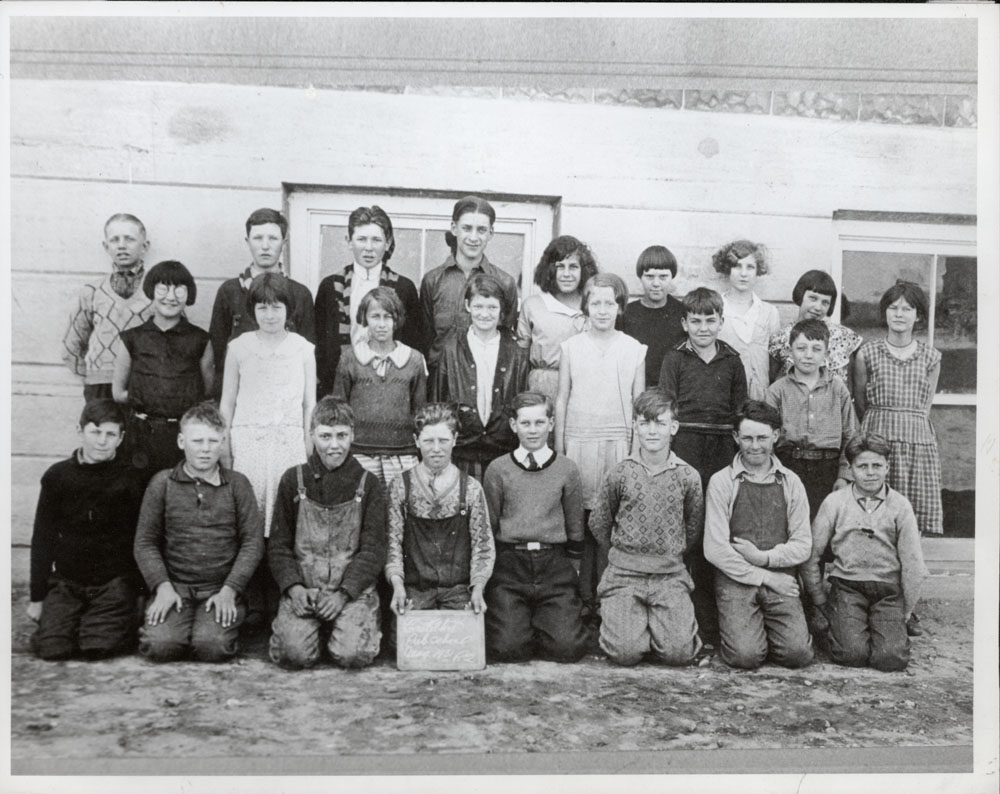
[
  {"xmin": 713, "ymin": 239, "xmax": 781, "ymax": 400},
  {"xmin": 314, "ymin": 205, "xmax": 423, "ymax": 397},
  {"xmin": 768, "ymin": 269, "xmax": 862, "ymax": 385},
  {"xmin": 516, "ymin": 235, "xmax": 598, "ymax": 400}
]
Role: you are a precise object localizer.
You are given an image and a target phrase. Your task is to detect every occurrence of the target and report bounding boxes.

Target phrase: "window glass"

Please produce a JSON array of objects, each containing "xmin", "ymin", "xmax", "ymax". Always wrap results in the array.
[
  {"xmin": 934, "ymin": 256, "xmax": 977, "ymax": 394},
  {"xmin": 840, "ymin": 251, "xmax": 933, "ymax": 346}
]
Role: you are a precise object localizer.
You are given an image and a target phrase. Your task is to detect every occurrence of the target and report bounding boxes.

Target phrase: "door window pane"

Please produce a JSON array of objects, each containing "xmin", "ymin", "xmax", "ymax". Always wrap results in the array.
[
  {"xmin": 320, "ymin": 225, "xmax": 423, "ymax": 286},
  {"xmin": 934, "ymin": 257, "xmax": 976, "ymax": 394},
  {"xmin": 841, "ymin": 251, "xmax": 933, "ymax": 346},
  {"xmin": 424, "ymin": 231, "xmax": 526, "ymax": 287}
]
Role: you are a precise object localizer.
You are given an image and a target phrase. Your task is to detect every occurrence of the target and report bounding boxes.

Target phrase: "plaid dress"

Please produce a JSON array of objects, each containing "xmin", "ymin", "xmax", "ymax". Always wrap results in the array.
[{"xmin": 858, "ymin": 339, "xmax": 943, "ymax": 535}]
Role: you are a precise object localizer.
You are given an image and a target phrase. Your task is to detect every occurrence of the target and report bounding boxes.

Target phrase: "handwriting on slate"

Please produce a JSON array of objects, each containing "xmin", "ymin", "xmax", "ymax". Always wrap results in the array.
[{"xmin": 397, "ymin": 611, "xmax": 485, "ymax": 671}]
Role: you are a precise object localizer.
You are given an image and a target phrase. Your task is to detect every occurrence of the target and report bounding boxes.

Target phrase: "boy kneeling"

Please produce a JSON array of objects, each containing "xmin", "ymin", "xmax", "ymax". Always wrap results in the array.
[
  {"xmin": 134, "ymin": 401, "xmax": 264, "ymax": 662},
  {"xmin": 268, "ymin": 397, "xmax": 386, "ymax": 669},
  {"xmin": 28, "ymin": 399, "xmax": 145, "ymax": 660},
  {"xmin": 802, "ymin": 435, "xmax": 926, "ymax": 672},
  {"xmin": 590, "ymin": 389, "xmax": 704, "ymax": 666}
]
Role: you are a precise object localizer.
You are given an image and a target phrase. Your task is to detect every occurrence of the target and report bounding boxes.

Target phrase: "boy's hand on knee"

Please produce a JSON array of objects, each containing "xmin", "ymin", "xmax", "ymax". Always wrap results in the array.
[
  {"xmin": 762, "ymin": 570, "xmax": 800, "ymax": 599},
  {"xmin": 731, "ymin": 538, "xmax": 768, "ymax": 567},
  {"xmin": 146, "ymin": 582, "xmax": 183, "ymax": 625},
  {"xmin": 469, "ymin": 584, "xmax": 487, "ymax": 615},
  {"xmin": 389, "ymin": 578, "xmax": 408, "ymax": 616},
  {"xmin": 26, "ymin": 601, "xmax": 43, "ymax": 622},
  {"xmin": 206, "ymin": 585, "xmax": 238, "ymax": 628},
  {"xmin": 287, "ymin": 585, "xmax": 314, "ymax": 617},
  {"xmin": 314, "ymin": 590, "xmax": 348, "ymax": 621}
]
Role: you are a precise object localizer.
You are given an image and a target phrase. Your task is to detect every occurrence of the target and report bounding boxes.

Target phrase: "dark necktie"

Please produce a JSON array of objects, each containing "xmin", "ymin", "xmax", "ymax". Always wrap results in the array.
[{"xmin": 526, "ymin": 452, "xmax": 539, "ymax": 471}]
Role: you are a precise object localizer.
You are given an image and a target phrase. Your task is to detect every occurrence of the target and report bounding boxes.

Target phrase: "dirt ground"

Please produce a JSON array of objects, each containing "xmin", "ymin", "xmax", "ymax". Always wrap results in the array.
[{"xmin": 9, "ymin": 582, "xmax": 973, "ymax": 769}]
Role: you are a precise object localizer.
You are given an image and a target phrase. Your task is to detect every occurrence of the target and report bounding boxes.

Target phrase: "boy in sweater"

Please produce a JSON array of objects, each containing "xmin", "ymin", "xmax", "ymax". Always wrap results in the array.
[
  {"xmin": 27, "ymin": 399, "xmax": 145, "ymax": 660},
  {"xmin": 134, "ymin": 401, "xmax": 264, "ymax": 662},
  {"xmin": 589, "ymin": 389, "xmax": 704, "ymax": 666},
  {"xmin": 268, "ymin": 397, "xmax": 387, "ymax": 669},
  {"xmin": 62, "ymin": 213, "xmax": 152, "ymax": 401},
  {"xmin": 802, "ymin": 435, "xmax": 926, "ymax": 672},
  {"xmin": 482, "ymin": 391, "xmax": 589, "ymax": 663}
]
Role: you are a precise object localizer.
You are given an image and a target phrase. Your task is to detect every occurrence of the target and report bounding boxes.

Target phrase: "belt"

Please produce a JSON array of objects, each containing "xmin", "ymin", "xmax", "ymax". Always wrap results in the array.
[
  {"xmin": 782, "ymin": 448, "xmax": 840, "ymax": 461},
  {"xmin": 496, "ymin": 541, "xmax": 562, "ymax": 552},
  {"xmin": 133, "ymin": 412, "xmax": 180, "ymax": 424}
]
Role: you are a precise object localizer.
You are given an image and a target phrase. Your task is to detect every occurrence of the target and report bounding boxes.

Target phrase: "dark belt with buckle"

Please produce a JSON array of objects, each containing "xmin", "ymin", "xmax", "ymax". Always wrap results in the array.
[
  {"xmin": 497, "ymin": 541, "xmax": 561, "ymax": 552},
  {"xmin": 782, "ymin": 447, "xmax": 840, "ymax": 461}
]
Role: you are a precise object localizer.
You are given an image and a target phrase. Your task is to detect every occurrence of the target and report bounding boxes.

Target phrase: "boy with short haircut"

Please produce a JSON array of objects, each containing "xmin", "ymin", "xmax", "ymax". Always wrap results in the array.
[
  {"xmin": 28, "ymin": 399, "xmax": 145, "ymax": 660},
  {"xmin": 209, "ymin": 208, "xmax": 315, "ymax": 393},
  {"xmin": 765, "ymin": 318, "xmax": 859, "ymax": 521},
  {"xmin": 268, "ymin": 397, "xmax": 386, "ymax": 669},
  {"xmin": 704, "ymin": 400, "xmax": 814, "ymax": 670},
  {"xmin": 658, "ymin": 287, "xmax": 748, "ymax": 646},
  {"xmin": 482, "ymin": 391, "xmax": 589, "ymax": 662},
  {"xmin": 622, "ymin": 245, "xmax": 687, "ymax": 389},
  {"xmin": 62, "ymin": 213, "xmax": 152, "ymax": 401},
  {"xmin": 134, "ymin": 401, "xmax": 264, "ymax": 662},
  {"xmin": 589, "ymin": 389, "xmax": 704, "ymax": 666},
  {"xmin": 802, "ymin": 435, "xmax": 926, "ymax": 672}
]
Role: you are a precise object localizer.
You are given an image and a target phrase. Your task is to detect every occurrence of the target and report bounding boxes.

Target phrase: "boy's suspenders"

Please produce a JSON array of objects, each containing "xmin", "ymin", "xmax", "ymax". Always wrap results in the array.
[
  {"xmin": 401, "ymin": 468, "xmax": 468, "ymax": 518},
  {"xmin": 293, "ymin": 464, "xmax": 366, "ymax": 504}
]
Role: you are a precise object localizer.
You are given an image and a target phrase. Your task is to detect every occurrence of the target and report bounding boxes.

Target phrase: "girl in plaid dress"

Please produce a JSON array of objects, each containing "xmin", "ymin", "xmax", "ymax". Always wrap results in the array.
[{"xmin": 852, "ymin": 282, "xmax": 943, "ymax": 537}]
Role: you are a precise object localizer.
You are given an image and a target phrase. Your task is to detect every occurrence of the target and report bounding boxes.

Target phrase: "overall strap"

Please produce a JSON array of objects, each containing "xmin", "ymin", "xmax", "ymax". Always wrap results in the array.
[
  {"xmin": 458, "ymin": 470, "xmax": 468, "ymax": 516},
  {"xmin": 295, "ymin": 465, "xmax": 307, "ymax": 502},
  {"xmin": 401, "ymin": 468, "xmax": 412, "ymax": 521},
  {"xmin": 354, "ymin": 470, "xmax": 368, "ymax": 502}
]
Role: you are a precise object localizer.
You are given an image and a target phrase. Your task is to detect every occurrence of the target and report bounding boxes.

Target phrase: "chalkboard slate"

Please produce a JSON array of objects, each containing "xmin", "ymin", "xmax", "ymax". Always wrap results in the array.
[{"xmin": 396, "ymin": 609, "xmax": 486, "ymax": 671}]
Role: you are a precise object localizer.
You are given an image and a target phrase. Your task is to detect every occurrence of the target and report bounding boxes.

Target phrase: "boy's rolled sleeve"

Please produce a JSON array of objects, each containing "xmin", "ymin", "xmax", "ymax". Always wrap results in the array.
[
  {"xmin": 896, "ymin": 501, "xmax": 927, "ymax": 618},
  {"xmin": 133, "ymin": 472, "xmax": 172, "ymax": 591},
  {"xmin": 561, "ymin": 464, "xmax": 585, "ymax": 557},
  {"xmin": 338, "ymin": 476, "xmax": 387, "ymax": 600},
  {"xmin": 703, "ymin": 473, "xmax": 765, "ymax": 587},
  {"xmin": 268, "ymin": 469, "xmax": 306, "ymax": 594},
  {"xmin": 802, "ymin": 496, "xmax": 837, "ymax": 606},
  {"xmin": 221, "ymin": 474, "xmax": 265, "ymax": 595}
]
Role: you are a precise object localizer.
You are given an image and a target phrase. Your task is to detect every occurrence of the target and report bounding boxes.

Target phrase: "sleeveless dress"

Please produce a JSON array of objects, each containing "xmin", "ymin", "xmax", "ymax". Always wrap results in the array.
[
  {"xmin": 561, "ymin": 332, "xmax": 646, "ymax": 509},
  {"xmin": 857, "ymin": 339, "xmax": 943, "ymax": 535},
  {"xmin": 229, "ymin": 332, "xmax": 313, "ymax": 536}
]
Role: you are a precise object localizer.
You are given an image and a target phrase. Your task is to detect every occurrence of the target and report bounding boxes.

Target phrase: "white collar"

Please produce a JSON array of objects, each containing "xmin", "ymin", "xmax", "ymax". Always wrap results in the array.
[
  {"xmin": 539, "ymin": 290, "xmax": 584, "ymax": 317},
  {"xmin": 467, "ymin": 327, "xmax": 501, "ymax": 347},
  {"xmin": 353, "ymin": 338, "xmax": 412, "ymax": 368},
  {"xmin": 514, "ymin": 445, "xmax": 553, "ymax": 467},
  {"xmin": 355, "ymin": 263, "xmax": 382, "ymax": 282}
]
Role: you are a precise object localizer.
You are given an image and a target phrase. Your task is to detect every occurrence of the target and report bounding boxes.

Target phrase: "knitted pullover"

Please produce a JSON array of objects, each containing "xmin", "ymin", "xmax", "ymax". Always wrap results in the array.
[
  {"xmin": 589, "ymin": 452, "xmax": 704, "ymax": 574},
  {"xmin": 483, "ymin": 452, "xmax": 585, "ymax": 557},
  {"xmin": 30, "ymin": 451, "xmax": 145, "ymax": 602},
  {"xmin": 331, "ymin": 344, "xmax": 427, "ymax": 456},
  {"xmin": 802, "ymin": 485, "xmax": 927, "ymax": 616},
  {"xmin": 62, "ymin": 272, "xmax": 152, "ymax": 385}
]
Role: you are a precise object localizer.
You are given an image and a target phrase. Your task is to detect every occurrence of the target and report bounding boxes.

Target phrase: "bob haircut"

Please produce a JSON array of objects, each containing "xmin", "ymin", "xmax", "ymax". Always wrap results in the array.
[
  {"xmin": 143, "ymin": 260, "xmax": 197, "ymax": 305},
  {"xmin": 510, "ymin": 390, "xmax": 554, "ymax": 419},
  {"xmin": 311, "ymin": 396, "xmax": 355, "ymax": 430},
  {"xmin": 464, "ymin": 273, "xmax": 511, "ymax": 318},
  {"xmin": 635, "ymin": 245, "xmax": 678, "ymax": 278},
  {"xmin": 879, "ymin": 282, "xmax": 929, "ymax": 325},
  {"xmin": 413, "ymin": 403, "xmax": 459, "ymax": 437},
  {"xmin": 792, "ymin": 269, "xmax": 838, "ymax": 314},
  {"xmin": 245, "ymin": 272, "xmax": 294, "ymax": 316},
  {"xmin": 734, "ymin": 399, "xmax": 782, "ymax": 433},
  {"xmin": 103, "ymin": 213, "xmax": 146, "ymax": 238},
  {"xmin": 712, "ymin": 239, "xmax": 770, "ymax": 277},
  {"xmin": 79, "ymin": 398, "xmax": 126, "ymax": 430},
  {"xmin": 846, "ymin": 434, "xmax": 892, "ymax": 464},
  {"xmin": 581, "ymin": 273, "xmax": 629, "ymax": 316},
  {"xmin": 445, "ymin": 196, "xmax": 496, "ymax": 254},
  {"xmin": 357, "ymin": 286, "xmax": 406, "ymax": 329},
  {"xmin": 180, "ymin": 400, "xmax": 227, "ymax": 432},
  {"xmin": 532, "ymin": 236, "xmax": 599, "ymax": 295},
  {"xmin": 348, "ymin": 205, "xmax": 395, "ymax": 263},
  {"xmin": 681, "ymin": 287, "xmax": 724, "ymax": 318},
  {"xmin": 789, "ymin": 318, "xmax": 830, "ymax": 347},
  {"xmin": 633, "ymin": 389, "xmax": 678, "ymax": 422},
  {"xmin": 245, "ymin": 208, "xmax": 288, "ymax": 238}
]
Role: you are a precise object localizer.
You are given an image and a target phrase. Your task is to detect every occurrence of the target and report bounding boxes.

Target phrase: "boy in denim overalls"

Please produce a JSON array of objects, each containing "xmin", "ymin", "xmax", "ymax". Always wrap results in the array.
[{"xmin": 268, "ymin": 397, "xmax": 387, "ymax": 668}]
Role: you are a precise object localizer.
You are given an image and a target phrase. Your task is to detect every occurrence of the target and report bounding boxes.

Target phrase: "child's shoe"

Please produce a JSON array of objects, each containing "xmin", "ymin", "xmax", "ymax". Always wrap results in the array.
[{"xmin": 906, "ymin": 613, "xmax": 923, "ymax": 637}]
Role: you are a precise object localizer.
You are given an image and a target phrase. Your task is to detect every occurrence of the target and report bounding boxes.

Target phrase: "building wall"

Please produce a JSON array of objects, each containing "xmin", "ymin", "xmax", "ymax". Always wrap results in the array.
[{"xmin": 10, "ymin": 74, "xmax": 978, "ymax": 549}]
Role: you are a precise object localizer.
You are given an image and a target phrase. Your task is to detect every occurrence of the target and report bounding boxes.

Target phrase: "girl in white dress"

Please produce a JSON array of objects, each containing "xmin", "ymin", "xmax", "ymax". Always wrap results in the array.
[{"xmin": 220, "ymin": 273, "xmax": 316, "ymax": 537}]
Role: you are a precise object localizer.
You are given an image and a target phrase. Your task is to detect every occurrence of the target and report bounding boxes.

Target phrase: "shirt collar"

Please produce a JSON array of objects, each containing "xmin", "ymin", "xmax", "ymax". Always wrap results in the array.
[
  {"xmin": 171, "ymin": 460, "xmax": 228, "ymax": 486},
  {"xmin": 443, "ymin": 253, "xmax": 492, "ymax": 274},
  {"xmin": 514, "ymin": 445, "xmax": 553, "ymax": 467},
  {"xmin": 467, "ymin": 327, "xmax": 500, "ymax": 348},
  {"xmin": 353, "ymin": 338, "xmax": 412, "ymax": 368},
  {"xmin": 354, "ymin": 263, "xmax": 382, "ymax": 283},
  {"xmin": 729, "ymin": 453, "xmax": 789, "ymax": 481},
  {"xmin": 74, "ymin": 448, "xmax": 117, "ymax": 466},
  {"xmin": 539, "ymin": 290, "xmax": 584, "ymax": 318},
  {"xmin": 852, "ymin": 483, "xmax": 888, "ymax": 503},
  {"xmin": 786, "ymin": 367, "xmax": 833, "ymax": 387},
  {"xmin": 625, "ymin": 449, "xmax": 682, "ymax": 474},
  {"xmin": 308, "ymin": 450, "xmax": 352, "ymax": 477},
  {"xmin": 239, "ymin": 264, "xmax": 286, "ymax": 288}
]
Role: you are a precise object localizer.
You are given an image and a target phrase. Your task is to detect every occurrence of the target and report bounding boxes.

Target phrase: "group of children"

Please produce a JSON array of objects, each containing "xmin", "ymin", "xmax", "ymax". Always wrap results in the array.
[{"xmin": 31, "ymin": 199, "xmax": 937, "ymax": 675}]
